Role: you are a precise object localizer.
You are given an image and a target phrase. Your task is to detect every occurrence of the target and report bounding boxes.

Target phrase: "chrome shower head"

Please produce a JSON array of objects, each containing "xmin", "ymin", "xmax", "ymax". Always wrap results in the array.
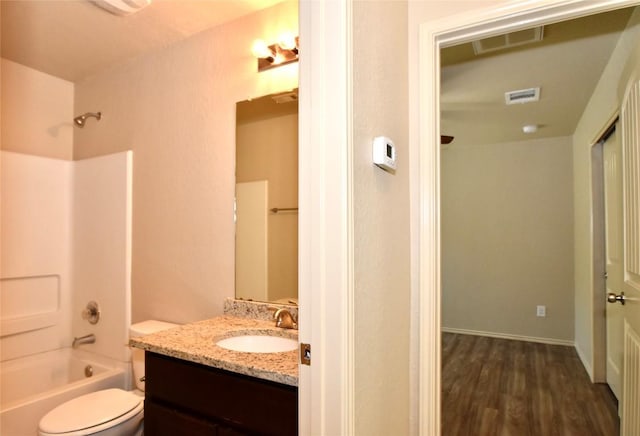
[{"xmin": 74, "ymin": 112, "xmax": 102, "ymax": 128}]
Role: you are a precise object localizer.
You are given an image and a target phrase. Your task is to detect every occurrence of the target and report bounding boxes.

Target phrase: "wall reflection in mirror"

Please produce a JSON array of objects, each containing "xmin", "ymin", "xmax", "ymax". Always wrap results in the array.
[{"xmin": 235, "ymin": 89, "xmax": 298, "ymax": 304}]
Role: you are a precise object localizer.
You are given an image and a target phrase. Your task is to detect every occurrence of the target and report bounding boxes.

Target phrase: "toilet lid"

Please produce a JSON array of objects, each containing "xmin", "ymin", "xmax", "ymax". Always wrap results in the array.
[{"xmin": 39, "ymin": 388, "xmax": 143, "ymax": 434}]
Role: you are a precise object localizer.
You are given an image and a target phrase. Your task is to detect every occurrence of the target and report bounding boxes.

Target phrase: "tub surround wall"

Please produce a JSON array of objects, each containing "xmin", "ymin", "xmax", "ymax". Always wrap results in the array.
[
  {"xmin": 73, "ymin": 1, "xmax": 299, "ymax": 325},
  {"xmin": 0, "ymin": 152, "xmax": 73, "ymax": 361},
  {"xmin": 0, "ymin": 59, "xmax": 74, "ymax": 160},
  {"xmin": 0, "ymin": 151, "xmax": 132, "ymax": 364},
  {"xmin": 72, "ymin": 151, "xmax": 133, "ymax": 364}
]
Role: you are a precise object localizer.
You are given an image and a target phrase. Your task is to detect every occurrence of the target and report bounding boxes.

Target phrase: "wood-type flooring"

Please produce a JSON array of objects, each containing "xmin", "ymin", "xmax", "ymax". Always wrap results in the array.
[{"xmin": 441, "ymin": 333, "xmax": 619, "ymax": 436}]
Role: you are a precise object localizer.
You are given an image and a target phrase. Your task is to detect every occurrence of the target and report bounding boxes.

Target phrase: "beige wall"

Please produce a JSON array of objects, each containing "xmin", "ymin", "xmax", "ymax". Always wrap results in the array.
[
  {"xmin": 236, "ymin": 109, "xmax": 298, "ymax": 302},
  {"xmin": 73, "ymin": 1, "xmax": 298, "ymax": 324},
  {"xmin": 1, "ymin": 59, "xmax": 74, "ymax": 160},
  {"xmin": 572, "ymin": 7, "xmax": 640, "ymax": 378},
  {"xmin": 441, "ymin": 136, "xmax": 575, "ymax": 342},
  {"xmin": 352, "ymin": 1, "xmax": 411, "ymax": 434}
]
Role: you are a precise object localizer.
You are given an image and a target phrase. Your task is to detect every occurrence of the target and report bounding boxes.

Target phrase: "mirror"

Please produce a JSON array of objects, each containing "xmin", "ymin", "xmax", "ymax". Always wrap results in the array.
[{"xmin": 235, "ymin": 89, "xmax": 299, "ymax": 304}]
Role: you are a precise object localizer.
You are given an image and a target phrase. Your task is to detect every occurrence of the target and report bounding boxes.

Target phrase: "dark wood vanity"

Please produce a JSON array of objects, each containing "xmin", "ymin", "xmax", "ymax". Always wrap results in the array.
[{"xmin": 144, "ymin": 352, "xmax": 298, "ymax": 436}]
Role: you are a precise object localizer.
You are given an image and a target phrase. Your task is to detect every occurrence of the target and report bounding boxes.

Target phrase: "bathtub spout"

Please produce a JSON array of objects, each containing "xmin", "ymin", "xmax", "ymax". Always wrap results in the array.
[{"xmin": 72, "ymin": 334, "xmax": 96, "ymax": 348}]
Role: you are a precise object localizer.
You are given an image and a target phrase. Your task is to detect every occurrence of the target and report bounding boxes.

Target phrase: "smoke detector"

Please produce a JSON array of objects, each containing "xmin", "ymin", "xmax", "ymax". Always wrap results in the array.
[
  {"xmin": 505, "ymin": 87, "xmax": 540, "ymax": 105},
  {"xmin": 90, "ymin": 0, "xmax": 151, "ymax": 16}
]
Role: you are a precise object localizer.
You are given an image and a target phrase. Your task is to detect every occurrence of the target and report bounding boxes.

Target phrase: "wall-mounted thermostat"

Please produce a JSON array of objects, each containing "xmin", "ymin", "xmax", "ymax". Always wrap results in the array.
[{"xmin": 372, "ymin": 136, "xmax": 397, "ymax": 172}]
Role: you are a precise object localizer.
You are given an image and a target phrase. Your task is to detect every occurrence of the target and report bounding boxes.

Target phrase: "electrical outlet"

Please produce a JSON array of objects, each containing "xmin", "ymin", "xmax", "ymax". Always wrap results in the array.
[{"xmin": 536, "ymin": 305, "xmax": 546, "ymax": 317}]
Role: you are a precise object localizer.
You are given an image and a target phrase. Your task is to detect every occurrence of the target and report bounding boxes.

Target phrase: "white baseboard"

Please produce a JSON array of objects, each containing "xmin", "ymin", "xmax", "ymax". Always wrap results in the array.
[{"xmin": 442, "ymin": 327, "xmax": 574, "ymax": 347}]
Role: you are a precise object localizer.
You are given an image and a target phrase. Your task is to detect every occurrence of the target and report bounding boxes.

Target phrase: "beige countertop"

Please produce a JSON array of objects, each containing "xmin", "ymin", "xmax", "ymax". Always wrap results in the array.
[{"xmin": 129, "ymin": 315, "xmax": 299, "ymax": 387}]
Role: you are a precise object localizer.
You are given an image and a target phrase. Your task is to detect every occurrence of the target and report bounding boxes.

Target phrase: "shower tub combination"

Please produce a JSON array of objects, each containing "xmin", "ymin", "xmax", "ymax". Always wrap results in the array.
[
  {"xmin": 0, "ymin": 348, "xmax": 127, "ymax": 435},
  {"xmin": 1, "ymin": 151, "xmax": 134, "ymax": 434}
]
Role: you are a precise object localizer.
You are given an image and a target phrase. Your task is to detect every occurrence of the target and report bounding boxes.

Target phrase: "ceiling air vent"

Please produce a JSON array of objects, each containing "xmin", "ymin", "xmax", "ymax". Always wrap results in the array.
[
  {"xmin": 472, "ymin": 26, "xmax": 544, "ymax": 55},
  {"xmin": 505, "ymin": 87, "xmax": 540, "ymax": 105}
]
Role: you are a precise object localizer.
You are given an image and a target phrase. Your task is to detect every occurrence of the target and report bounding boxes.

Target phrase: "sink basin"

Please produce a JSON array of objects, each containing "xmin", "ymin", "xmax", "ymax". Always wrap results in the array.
[{"xmin": 216, "ymin": 335, "xmax": 298, "ymax": 353}]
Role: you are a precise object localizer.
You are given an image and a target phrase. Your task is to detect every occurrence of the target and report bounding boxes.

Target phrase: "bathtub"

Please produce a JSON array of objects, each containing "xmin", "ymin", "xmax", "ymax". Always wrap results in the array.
[{"xmin": 1, "ymin": 348, "xmax": 128, "ymax": 436}]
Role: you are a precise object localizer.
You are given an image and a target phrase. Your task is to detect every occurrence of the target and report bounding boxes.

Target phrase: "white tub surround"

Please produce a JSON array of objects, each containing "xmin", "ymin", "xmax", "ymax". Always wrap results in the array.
[{"xmin": 1, "ymin": 150, "xmax": 134, "ymax": 433}]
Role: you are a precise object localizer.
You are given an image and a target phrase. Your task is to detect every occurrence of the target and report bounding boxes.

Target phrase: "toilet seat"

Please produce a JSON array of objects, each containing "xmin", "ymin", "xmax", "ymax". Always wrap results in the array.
[{"xmin": 39, "ymin": 388, "xmax": 143, "ymax": 435}]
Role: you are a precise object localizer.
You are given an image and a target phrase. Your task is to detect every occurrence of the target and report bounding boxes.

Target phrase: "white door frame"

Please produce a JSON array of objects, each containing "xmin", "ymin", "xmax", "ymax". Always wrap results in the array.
[
  {"xmin": 298, "ymin": 1, "xmax": 354, "ymax": 435},
  {"xmin": 417, "ymin": 1, "xmax": 640, "ymax": 434}
]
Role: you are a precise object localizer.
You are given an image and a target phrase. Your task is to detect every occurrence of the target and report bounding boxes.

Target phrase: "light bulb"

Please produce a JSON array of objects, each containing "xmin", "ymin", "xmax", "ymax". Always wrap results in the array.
[
  {"xmin": 278, "ymin": 32, "xmax": 297, "ymax": 50},
  {"xmin": 251, "ymin": 39, "xmax": 272, "ymax": 59},
  {"xmin": 273, "ymin": 53, "xmax": 286, "ymax": 65}
]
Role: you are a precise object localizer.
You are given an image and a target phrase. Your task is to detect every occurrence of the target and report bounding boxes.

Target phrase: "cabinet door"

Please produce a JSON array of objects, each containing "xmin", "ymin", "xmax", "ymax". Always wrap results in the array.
[{"xmin": 146, "ymin": 352, "xmax": 298, "ymax": 436}]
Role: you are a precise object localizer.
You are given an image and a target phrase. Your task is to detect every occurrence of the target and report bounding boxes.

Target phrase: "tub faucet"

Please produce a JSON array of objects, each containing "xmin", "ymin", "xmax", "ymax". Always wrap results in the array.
[
  {"xmin": 274, "ymin": 308, "xmax": 297, "ymax": 329},
  {"xmin": 73, "ymin": 333, "xmax": 96, "ymax": 348}
]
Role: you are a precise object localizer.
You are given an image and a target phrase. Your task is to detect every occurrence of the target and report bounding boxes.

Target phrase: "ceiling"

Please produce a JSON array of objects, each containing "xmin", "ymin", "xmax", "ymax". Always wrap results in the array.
[
  {"xmin": 440, "ymin": 7, "xmax": 636, "ymax": 147},
  {"xmin": 1, "ymin": 0, "xmax": 284, "ymax": 83},
  {"xmin": 1, "ymin": 1, "xmax": 635, "ymax": 145}
]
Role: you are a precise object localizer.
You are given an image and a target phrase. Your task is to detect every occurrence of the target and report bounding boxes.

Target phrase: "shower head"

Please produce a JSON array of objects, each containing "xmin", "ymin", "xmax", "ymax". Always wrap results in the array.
[{"xmin": 74, "ymin": 112, "xmax": 102, "ymax": 128}]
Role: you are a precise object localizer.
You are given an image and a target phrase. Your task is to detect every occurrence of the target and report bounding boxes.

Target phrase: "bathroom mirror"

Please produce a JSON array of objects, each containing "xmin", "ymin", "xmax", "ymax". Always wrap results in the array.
[{"xmin": 235, "ymin": 89, "xmax": 298, "ymax": 304}]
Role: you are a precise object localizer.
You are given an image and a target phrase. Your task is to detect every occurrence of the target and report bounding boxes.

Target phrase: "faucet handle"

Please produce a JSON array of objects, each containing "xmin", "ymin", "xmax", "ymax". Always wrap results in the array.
[
  {"xmin": 81, "ymin": 301, "xmax": 101, "ymax": 325},
  {"xmin": 273, "ymin": 308, "xmax": 297, "ymax": 329}
]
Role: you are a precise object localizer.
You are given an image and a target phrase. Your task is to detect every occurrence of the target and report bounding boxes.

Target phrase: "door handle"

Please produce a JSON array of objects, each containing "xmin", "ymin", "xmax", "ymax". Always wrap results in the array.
[{"xmin": 607, "ymin": 292, "xmax": 626, "ymax": 305}]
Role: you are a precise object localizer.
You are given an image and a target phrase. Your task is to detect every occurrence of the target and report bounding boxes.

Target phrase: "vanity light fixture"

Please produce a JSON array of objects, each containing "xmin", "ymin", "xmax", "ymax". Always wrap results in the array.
[
  {"xmin": 90, "ymin": 0, "xmax": 151, "ymax": 16},
  {"xmin": 251, "ymin": 33, "xmax": 299, "ymax": 72}
]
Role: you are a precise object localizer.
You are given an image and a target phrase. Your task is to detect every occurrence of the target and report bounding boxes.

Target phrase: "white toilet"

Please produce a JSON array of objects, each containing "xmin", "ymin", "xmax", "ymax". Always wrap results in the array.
[{"xmin": 38, "ymin": 320, "xmax": 178, "ymax": 436}]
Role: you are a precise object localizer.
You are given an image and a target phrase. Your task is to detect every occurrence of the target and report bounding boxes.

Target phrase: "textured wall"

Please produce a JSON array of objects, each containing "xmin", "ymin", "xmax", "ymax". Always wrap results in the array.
[
  {"xmin": 572, "ymin": 7, "xmax": 640, "ymax": 378},
  {"xmin": 441, "ymin": 136, "xmax": 575, "ymax": 342},
  {"xmin": 1, "ymin": 59, "xmax": 74, "ymax": 160},
  {"xmin": 352, "ymin": 2, "xmax": 411, "ymax": 434},
  {"xmin": 73, "ymin": 1, "xmax": 298, "ymax": 324}
]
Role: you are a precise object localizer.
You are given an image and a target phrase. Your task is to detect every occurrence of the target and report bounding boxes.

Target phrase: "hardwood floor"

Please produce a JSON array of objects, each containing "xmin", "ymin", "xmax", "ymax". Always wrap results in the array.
[{"xmin": 441, "ymin": 333, "xmax": 619, "ymax": 436}]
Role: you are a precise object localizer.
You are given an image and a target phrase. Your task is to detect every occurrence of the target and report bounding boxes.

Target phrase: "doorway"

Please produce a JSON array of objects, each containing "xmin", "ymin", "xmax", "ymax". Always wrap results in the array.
[
  {"xmin": 417, "ymin": 1, "xmax": 640, "ymax": 434},
  {"xmin": 592, "ymin": 119, "xmax": 624, "ymax": 403}
]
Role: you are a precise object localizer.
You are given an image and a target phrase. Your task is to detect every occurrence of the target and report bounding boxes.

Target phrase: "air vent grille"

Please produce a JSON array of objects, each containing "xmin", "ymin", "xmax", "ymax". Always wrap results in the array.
[
  {"xmin": 505, "ymin": 87, "xmax": 540, "ymax": 105},
  {"xmin": 472, "ymin": 26, "xmax": 544, "ymax": 55}
]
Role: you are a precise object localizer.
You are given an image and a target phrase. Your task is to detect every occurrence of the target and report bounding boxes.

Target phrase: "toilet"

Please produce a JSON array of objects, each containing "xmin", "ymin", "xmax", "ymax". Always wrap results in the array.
[{"xmin": 38, "ymin": 320, "xmax": 178, "ymax": 436}]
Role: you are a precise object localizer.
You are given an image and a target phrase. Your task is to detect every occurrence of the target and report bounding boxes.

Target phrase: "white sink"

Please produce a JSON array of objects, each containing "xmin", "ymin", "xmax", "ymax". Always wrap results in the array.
[{"xmin": 216, "ymin": 335, "xmax": 298, "ymax": 353}]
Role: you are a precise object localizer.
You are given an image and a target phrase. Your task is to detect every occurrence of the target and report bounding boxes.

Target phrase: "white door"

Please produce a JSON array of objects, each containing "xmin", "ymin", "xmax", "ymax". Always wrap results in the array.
[
  {"xmin": 603, "ymin": 128, "xmax": 624, "ymax": 402},
  {"xmin": 618, "ymin": 78, "xmax": 640, "ymax": 436}
]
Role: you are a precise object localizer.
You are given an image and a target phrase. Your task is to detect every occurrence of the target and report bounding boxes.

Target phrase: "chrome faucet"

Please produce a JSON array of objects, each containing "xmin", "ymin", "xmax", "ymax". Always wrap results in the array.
[
  {"xmin": 274, "ymin": 308, "xmax": 297, "ymax": 329},
  {"xmin": 73, "ymin": 333, "xmax": 96, "ymax": 348}
]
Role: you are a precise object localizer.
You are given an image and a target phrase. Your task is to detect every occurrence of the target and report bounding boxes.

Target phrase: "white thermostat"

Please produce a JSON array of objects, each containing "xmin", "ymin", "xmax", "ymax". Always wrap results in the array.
[{"xmin": 372, "ymin": 136, "xmax": 397, "ymax": 172}]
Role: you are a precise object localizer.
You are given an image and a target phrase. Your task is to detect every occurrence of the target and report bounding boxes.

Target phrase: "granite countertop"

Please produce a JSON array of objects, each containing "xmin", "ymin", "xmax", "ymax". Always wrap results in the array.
[{"xmin": 129, "ymin": 315, "xmax": 298, "ymax": 387}]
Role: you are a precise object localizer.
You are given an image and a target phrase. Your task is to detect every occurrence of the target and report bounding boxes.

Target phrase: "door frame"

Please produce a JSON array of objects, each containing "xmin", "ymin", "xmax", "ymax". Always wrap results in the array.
[
  {"xmin": 417, "ymin": 1, "xmax": 640, "ymax": 434},
  {"xmin": 591, "ymin": 136, "xmax": 607, "ymax": 384},
  {"xmin": 591, "ymin": 113, "xmax": 621, "ymax": 386},
  {"xmin": 299, "ymin": 0, "xmax": 355, "ymax": 435}
]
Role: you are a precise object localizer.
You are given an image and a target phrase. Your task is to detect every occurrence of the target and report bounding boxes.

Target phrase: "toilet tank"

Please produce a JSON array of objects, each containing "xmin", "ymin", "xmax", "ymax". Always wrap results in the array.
[{"xmin": 130, "ymin": 320, "xmax": 178, "ymax": 391}]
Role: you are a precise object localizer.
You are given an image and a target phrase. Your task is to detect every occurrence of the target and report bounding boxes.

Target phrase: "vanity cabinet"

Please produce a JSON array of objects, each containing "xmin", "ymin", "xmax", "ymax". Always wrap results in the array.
[{"xmin": 144, "ymin": 352, "xmax": 298, "ymax": 436}]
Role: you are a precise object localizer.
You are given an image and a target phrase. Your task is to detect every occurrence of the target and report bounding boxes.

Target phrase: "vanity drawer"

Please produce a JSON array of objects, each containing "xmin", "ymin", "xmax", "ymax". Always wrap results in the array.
[{"xmin": 145, "ymin": 352, "xmax": 298, "ymax": 436}]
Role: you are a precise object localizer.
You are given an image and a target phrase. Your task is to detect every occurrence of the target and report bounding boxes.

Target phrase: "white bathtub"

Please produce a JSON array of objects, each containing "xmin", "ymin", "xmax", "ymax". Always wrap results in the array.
[{"xmin": 0, "ymin": 348, "xmax": 127, "ymax": 436}]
